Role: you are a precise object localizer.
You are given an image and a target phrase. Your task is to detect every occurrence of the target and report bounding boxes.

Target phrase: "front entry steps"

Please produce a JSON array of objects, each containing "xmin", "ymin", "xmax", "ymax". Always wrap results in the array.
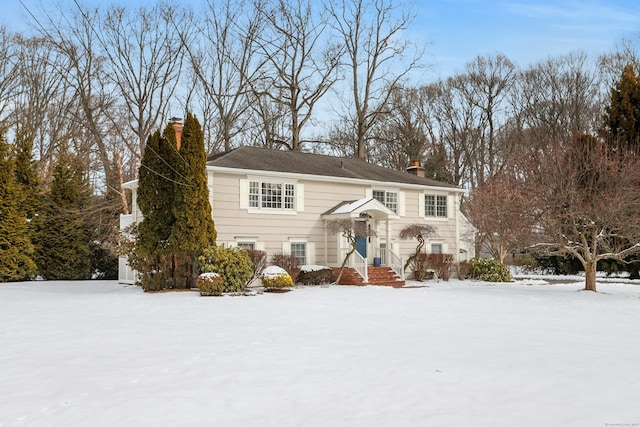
[{"xmin": 332, "ymin": 266, "xmax": 405, "ymax": 288}]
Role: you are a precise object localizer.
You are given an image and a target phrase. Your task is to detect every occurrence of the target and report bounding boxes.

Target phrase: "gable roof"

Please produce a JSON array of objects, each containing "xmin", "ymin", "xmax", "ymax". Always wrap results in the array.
[
  {"xmin": 208, "ymin": 146, "xmax": 458, "ymax": 189},
  {"xmin": 322, "ymin": 198, "xmax": 399, "ymax": 220}
]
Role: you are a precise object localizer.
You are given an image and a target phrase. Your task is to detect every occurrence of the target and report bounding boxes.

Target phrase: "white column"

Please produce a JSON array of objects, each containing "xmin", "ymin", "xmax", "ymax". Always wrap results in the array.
[{"xmin": 386, "ymin": 218, "xmax": 391, "ymax": 266}]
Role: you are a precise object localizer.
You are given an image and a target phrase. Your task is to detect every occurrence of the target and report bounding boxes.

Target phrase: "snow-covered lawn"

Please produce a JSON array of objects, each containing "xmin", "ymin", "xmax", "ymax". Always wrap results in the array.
[{"xmin": 1, "ymin": 279, "xmax": 639, "ymax": 427}]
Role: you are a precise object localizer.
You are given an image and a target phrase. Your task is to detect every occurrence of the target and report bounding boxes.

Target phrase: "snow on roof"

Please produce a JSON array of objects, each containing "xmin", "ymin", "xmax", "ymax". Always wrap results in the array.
[{"xmin": 332, "ymin": 198, "xmax": 372, "ymax": 214}]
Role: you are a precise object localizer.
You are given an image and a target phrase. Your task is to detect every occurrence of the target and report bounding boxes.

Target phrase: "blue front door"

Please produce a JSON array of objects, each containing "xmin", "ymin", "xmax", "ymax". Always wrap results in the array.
[{"xmin": 355, "ymin": 221, "xmax": 367, "ymax": 258}]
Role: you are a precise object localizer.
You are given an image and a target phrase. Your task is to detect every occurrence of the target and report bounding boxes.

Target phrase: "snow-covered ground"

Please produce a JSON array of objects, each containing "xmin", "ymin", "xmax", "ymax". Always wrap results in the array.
[{"xmin": 1, "ymin": 278, "xmax": 639, "ymax": 427}]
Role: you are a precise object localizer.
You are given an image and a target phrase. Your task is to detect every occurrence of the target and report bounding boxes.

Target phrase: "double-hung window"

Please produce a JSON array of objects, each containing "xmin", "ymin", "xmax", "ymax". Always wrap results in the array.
[
  {"xmin": 373, "ymin": 189, "xmax": 398, "ymax": 213},
  {"xmin": 249, "ymin": 180, "xmax": 295, "ymax": 211},
  {"xmin": 290, "ymin": 242, "xmax": 307, "ymax": 265},
  {"xmin": 425, "ymin": 194, "xmax": 447, "ymax": 218}
]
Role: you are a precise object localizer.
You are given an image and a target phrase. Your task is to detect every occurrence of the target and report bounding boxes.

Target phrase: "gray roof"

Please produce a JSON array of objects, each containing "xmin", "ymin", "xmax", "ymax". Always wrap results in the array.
[{"xmin": 208, "ymin": 146, "xmax": 458, "ymax": 189}]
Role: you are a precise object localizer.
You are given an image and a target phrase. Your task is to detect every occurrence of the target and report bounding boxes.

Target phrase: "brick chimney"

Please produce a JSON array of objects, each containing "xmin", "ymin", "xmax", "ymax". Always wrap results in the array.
[
  {"xmin": 169, "ymin": 117, "xmax": 184, "ymax": 150},
  {"xmin": 406, "ymin": 160, "xmax": 425, "ymax": 177}
]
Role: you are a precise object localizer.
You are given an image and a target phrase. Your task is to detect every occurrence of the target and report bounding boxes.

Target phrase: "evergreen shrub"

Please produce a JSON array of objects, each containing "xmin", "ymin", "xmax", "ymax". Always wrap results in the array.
[
  {"xmin": 261, "ymin": 266, "xmax": 294, "ymax": 291},
  {"xmin": 468, "ymin": 257, "xmax": 512, "ymax": 282},
  {"xmin": 198, "ymin": 246, "xmax": 253, "ymax": 292},
  {"xmin": 197, "ymin": 272, "xmax": 225, "ymax": 296},
  {"xmin": 296, "ymin": 266, "xmax": 333, "ymax": 285}
]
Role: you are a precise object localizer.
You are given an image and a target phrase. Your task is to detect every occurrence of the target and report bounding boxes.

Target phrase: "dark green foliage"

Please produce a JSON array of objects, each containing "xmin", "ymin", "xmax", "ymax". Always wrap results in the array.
[
  {"xmin": 0, "ymin": 130, "xmax": 37, "ymax": 282},
  {"xmin": 197, "ymin": 272, "xmax": 225, "ymax": 296},
  {"xmin": 169, "ymin": 113, "xmax": 217, "ymax": 287},
  {"xmin": 12, "ymin": 128, "xmax": 40, "ymax": 220},
  {"xmin": 198, "ymin": 246, "xmax": 253, "ymax": 293},
  {"xmin": 533, "ymin": 253, "xmax": 582, "ymax": 275},
  {"xmin": 296, "ymin": 267, "xmax": 333, "ymax": 285},
  {"xmin": 468, "ymin": 257, "xmax": 512, "ymax": 282},
  {"xmin": 90, "ymin": 239, "xmax": 119, "ymax": 279},
  {"xmin": 135, "ymin": 129, "xmax": 180, "ymax": 289},
  {"xmin": 34, "ymin": 150, "xmax": 93, "ymax": 280},
  {"xmin": 604, "ymin": 64, "xmax": 640, "ymax": 148}
]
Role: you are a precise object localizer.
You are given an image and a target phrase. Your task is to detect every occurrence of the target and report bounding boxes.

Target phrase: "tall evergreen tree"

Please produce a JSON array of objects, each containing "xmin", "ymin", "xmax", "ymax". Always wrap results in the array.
[
  {"xmin": 34, "ymin": 149, "xmax": 94, "ymax": 280},
  {"xmin": 0, "ymin": 129, "xmax": 37, "ymax": 282},
  {"xmin": 13, "ymin": 127, "xmax": 41, "ymax": 219},
  {"xmin": 135, "ymin": 127, "xmax": 180, "ymax": 289},
  {"xmin": 169, "ymin": 113, "xmax": 217, "ymax": 288},
  {"xmin": 604, "ymin": 63, "xmax": 640, "ymax": 148},
  {"xmin": 603, "ymin": 64, "xmax": 640, "ymax": 279}
]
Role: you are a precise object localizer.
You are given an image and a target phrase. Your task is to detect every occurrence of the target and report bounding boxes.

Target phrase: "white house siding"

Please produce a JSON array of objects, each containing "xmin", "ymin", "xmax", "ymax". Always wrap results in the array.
[
  {"xmin": 118, "ymin": 165, "xmax": 466, "ymax": 283},
  {"xmin": 208, "ymin": 168, "xmax": 462, "ymax": 268},
  {"xmin": 210, "ymin": 169, "xmax": 369, "ymax": 266}
]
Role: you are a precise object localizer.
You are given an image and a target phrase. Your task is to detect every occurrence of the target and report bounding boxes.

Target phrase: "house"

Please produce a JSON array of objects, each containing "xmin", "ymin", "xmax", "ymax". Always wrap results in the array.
[{"xmin": 119, "ymin": 143, "xmax": 474, "ymax": 285}]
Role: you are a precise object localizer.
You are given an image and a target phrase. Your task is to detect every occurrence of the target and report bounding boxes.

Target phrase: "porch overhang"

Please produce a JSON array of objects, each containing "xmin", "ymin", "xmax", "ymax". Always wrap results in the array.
[{"xmin": 321, "ymin": 197, "xmax": 398, "ymax": 221}]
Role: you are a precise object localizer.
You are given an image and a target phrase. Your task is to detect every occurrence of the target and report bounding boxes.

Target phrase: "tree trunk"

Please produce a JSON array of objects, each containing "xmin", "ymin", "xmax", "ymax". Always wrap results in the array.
[
  {"xmin": 584, "ymin": 261, "xmax": 597, "ymax": 292},
  {"xmin": 335, "ymin": 247, "xmax": 356, "ymax": 285}
]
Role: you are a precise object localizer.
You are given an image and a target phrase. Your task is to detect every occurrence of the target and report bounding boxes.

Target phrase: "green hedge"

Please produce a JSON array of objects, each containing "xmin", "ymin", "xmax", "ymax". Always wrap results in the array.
[
  {"xmin": 198, "ymin": 246, "xmax": 253, "ymax": 292},
  {"xmin": 197, "ymin": 273, "xmax": 225, "ymax": 296},
  {"xmin": 468, "ymin": 257, "xmax": 512, "ymax": 282}
]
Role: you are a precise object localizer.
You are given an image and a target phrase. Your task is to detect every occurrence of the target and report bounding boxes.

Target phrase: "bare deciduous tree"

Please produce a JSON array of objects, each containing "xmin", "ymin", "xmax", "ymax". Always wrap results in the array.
[
  {"xmin": 399, "ymin": 223, "xmax": 437, "ymax": 272},
  {"xmin": 461, "ymin": 54, "xmax": 516, "ymax": 185},
  {"xmin": 326, "ymin": 0, "xmax": 423, "ymax": 159},
  {"xmin": 182, "ymin": 0, "xmax": 263, "ymax": 154},
  {"xmin": 522, "ymin": 136, "xmax": 640, "ymax": 292},
  {"xmin": 254, "ymin": 0, "xmax": 341, "ymax": 151},
  {"xmin": 464, "ymin": 173, "xmax": 533, "ymax": 264},
  {"xmin": 0, "ymin": 27, "xmax": 19, "ymax": 126},
  {"xmin": 100, "ymin": 4, "xmax": 187, "ymax": 156}
]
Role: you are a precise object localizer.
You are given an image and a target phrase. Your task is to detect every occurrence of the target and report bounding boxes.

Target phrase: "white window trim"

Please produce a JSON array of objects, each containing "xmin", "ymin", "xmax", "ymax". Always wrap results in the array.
[
  {"xmin": 241, "ymin": 177, "xmax": 302, "ymax": 215},
  {"xmin": 421, "ymin": 192, "xmax": 452, "ymax": 221},
  {"xmin": 428, "ymin": 239, "xmax": 448, "ymax": 254},
  {"xmin": 370, "ymin": 186, "xmax": 403, "ymax": 215}
]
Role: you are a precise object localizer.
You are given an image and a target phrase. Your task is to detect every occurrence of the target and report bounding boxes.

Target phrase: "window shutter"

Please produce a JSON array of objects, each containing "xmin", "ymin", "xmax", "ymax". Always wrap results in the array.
[
  {"xmin": 398, "ymin": 191, "xmax": 406, "ymax": 216},
  {"xmin": 239, "ymin": 179, "xmax": 248, "ymax": 209},
  {"xmin": 365, "ymin": 188, "xmax": 372, "ymax": 199},
  {"xmin": 256, "ymin": 242, "xmax": 266, "ymax": 251},
  {"xmin": 282, "ymin": 242, "xmax": 290, "ymax": 255},
  {"xmin": 418, "ymin": 193, "xmax": 425, "ymax": 217},
  {"xmin": 447, "ymin": 194, "xmax": 454, "ymax": 219},
  {"xmin": 307, "ymin": 242, "xmax": 315, "ymax": 265},
  {"xmin": 296, "ymin": 183, "xmax": 304, "ymax": 212}
]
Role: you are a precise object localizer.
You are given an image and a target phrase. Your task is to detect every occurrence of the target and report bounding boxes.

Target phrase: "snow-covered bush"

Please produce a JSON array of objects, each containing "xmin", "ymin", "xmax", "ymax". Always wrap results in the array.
[
  {"xmin": 469, "ymin": 257, "xmax": 512, "ymax": 282},
  {"xmin": 197, "ymin": 272, "xmax": 225, "ymax": 296},
  {"xmin": 271, "ymin": 253, "xmax": 300, "ymax": 279},
  {"xmin": 296, "ymin": 265, "xmax": 333, "ymax": 285},
  {"xmin": 198, "ymin": 246, "xmax": 253, "ymax": 292},
  {"xmin": 261, "ymin": 266, "xmax": 294, "ymax": 292}
]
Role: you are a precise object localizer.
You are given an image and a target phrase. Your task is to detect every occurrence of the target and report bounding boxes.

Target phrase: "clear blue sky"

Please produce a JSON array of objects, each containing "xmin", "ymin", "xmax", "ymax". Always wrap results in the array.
[
  {"xmin": 416, "ymin": 0, "xmax": 640, "ymax": 79},
  {"xmin": 3, "ymin": 0, "xmax": 640, "ymax": 80}
]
